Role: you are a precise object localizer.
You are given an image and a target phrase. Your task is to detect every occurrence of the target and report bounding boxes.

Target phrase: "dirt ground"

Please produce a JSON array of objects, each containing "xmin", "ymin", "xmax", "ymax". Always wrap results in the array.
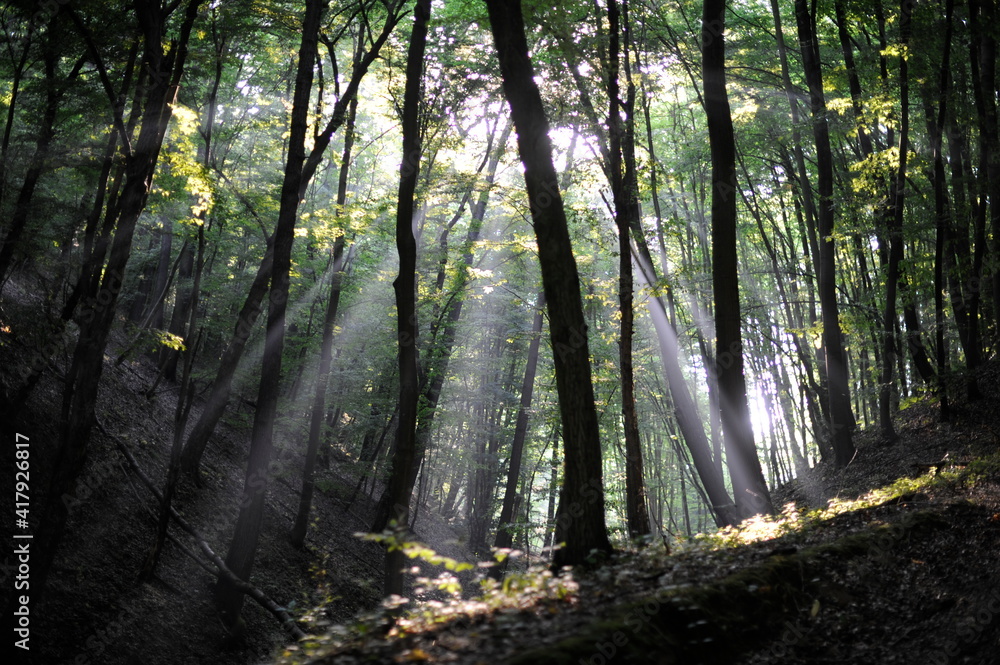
[
  {"xmin": 270, "ymin": 369, "xmax": 1000, "ymax": 665},
  {"xmin": 2, "ymin": 276, "xmax": 468, "ymax": 665}
]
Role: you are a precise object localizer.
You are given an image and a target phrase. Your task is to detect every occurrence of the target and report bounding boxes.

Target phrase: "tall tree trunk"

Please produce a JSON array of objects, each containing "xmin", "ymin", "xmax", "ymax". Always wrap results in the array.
[
  {"xmin": 485, "ymin": 0, "xmax": 613, "ymax": 569},
  {"xmin": 369, "ymin": 0, "xmax": 431, "ymax": 599},
  {"xmin": 703, "ymin": 0, "xmax": 774, "ymax": 517},
  {"xmin": 878, "ymin": 0, "xmax": 914, "ymax": 443},
  {"xmin": 215, "ymin": 0, "xmax": 323, "ymax": 627},
  {"xmin": 636, "ymin": 59, "xmax": 737, "ymax": 528},
  {"xmin": 290, "ymin": 94, "xmax": 358, "ymax": 548},
  {"xmin": 158, "ymin": 23, "xmax": 224, "ymax": 379},
  {"xmin": 543, "ymin": 431, "xmax": 559, "ymax": 554},
  {"xmin": 971, "ymin": 0, "xmax": 1000, "ymax": 325},
  {"xmin": 180, "ymin": 241, "xmax": 272, "ymax": 477},
  {"xmin": 794, "ymin": 0, "xmax": 856, "ymax": 465},
  {"xmin": 941, "ymin": 110, "xmax": 973, "ymax": 377},
  {"xmin": 492, "ymin": 292, "xmax": 544, "ymax": 574},
  {"xmin": 947, "ymin": 99, "xmax": 984, "ymax": 400},
  {"xmin": 771, "ymin": 0, "xmax": 830, "ymax": 450},
  {"xmin": 925, "ymin": 0, "xmax": 955, "ymax": 422},
  {"xmin": 132, "ymin": 216, "xmax": 173, "ymax": 327},
  {"xmin": 33, "ymin": 0, "xmax": 203, "ymax": 603},
  {"xmin": 0, "ymin": 24, "xmax": 60, "ymax": 285},
  {"xmin": 0, "ymin": 18, "xmax": 32, "ymax": 210},
  {"xmin": 179, "ymin": 5, "xmax": 399, "ymax": 478},
  {"xmin": 159, "ymin": 239, "xmax": 194, "ymax": 380},
  {"xmin": 608, "ymin": 0, "xmax": 650, "ymax": 537},
  {"xmin": 141, "ymin": 222, "xmax": 206, "ymax": 580},
  {"xmin": 378, "ymin": 117, "xmax": 512, "ymax": 540}
]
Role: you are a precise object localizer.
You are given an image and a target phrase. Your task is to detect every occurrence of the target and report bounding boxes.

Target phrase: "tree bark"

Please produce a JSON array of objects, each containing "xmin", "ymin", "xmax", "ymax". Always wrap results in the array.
[
  {"xmin": 608, "ymin": 0, "xmax": 651, "ymax": 538},
  {"xmin": 877, "ymin": 0, "xmax": 914, "ymax": 443},
  {"xmin": 33, "ymin": 0, "xmax": 203, "ymax": 603},
  {"xmin": 635, "ymin": 59, "xmax": 737, "ymax": 528},
  {"xmin": 290, "ymin": 94, "xmax": 358, "ymax": 549},
  {"xmin": 492, "ymin": 292, "xmax": 544, "ymax": 575},
  {"xmin": 0, "ymin": 16, "xmax": 32, "ymax": 211},
  {"xmin": 215, "ymin": 0, "xmax": 323, "ymax": 626},
  {"xmin": 159, "ymin": 239, "xmax": 195, "ymax": 380},
  {"xmin": 369, "ymin": 0, "xmax": 431, "ymax": 599},
  {"xmin": 180, "ymin": 241, "xmax": 272, "ymax": 477},
  {"xmin": 971, "ymin": 0, "xmax": 1000, "ymax": 326},
  {"xmin": 179, "ymin": 4, "xmax": 399, "ymax": 478},
  {"xmin": 702, "ymin": 0, "xmax": 774, "ymax": 517},
  {"xmin": 485, "ymin": 0, "xmax": 613, "ymax": 569},
  {"xmin": 794, "ymin": 0, "xmax": 856, "ymax": 465},
  {"xmin": 0, "ymin": 23, "xmax": 60, "ymax": 284},
  {"xmin": 925, "ymin": 0, "xmax": 955, "ymax": 422}
]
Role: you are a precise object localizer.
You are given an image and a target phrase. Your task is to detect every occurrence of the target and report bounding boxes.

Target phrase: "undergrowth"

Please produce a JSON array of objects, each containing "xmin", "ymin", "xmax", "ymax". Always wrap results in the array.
[{"xmin": 275, "ymin": 449, "xmax": 1000, "ymax": 665}]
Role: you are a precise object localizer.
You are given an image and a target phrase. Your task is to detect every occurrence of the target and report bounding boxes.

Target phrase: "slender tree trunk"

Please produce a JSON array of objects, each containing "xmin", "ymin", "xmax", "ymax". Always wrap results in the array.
[
  {"xmin": 637, "ymin": 61, "xmax": 736, "ymax": 527},
  {"xmin": 492, "ymin": 293, "xmax": 544, "ymax": 576},
  {"xmin": 135, "ymin": 216, "xmax": 173, "ymax": 326},
  {"xmin": 543, "ymin": 432, "xmax": 559, "ymax": 554},
  {"xmin": 971, "ymin": 0, "xmax": 1000, "ymax": 324},
  {"xmin": 878, "ymin": 0, "xmax": 915, "ymax": 443},
  {"xmin": 703, "ymin": 0, "xmax": 773, "ymax": 517},
  {"xmin": 965, "ymin": 0, "xmax": 990, "ymax": 399},
  {"xmin": 141, "ymin": 222, "xmax": 205, "ymax": 580},
  {"xmin": 32, "ymin": 0, "xmax": 203, "ymax": 603},
  {"xmin": 215, "ymin": 0, "xmax": 323, "ymax": 626},
  {"xmin": 377, "ymin": 117, "xmax": 512, "ymax": 541},
  {"xmin": 369, "ymin": 0, "xmax": 431, "ymax": 599},
  {"xmin": 771, "ymin": 0, "xmax": 830, "ymax": 452},
  {"xmin": 0, "ymin": 19, "xmax": 32, "ymax": 210},
  {"xmin": 180, "ymin": 7, "xmax": 398, "ymax": 477},
  {"xmin": 608, "ymin": 0, "xmax": 650, "ymax": 538},
  {"xmin": 290, "ymin": 94, "xmax": 358, "ymax": 548},
  {"xmin": 925, "ymin": 0, "xmax": 955, "ymax": 422},
  {"xmin": 0, "ymin": 27, "xmax": 59, "ymax": 284},
  {"xmin": 159, "ymin": 240, "xmax": 194, "ymax": 379},
  {"xmin": 485, "ymin": 0, "xmax": 613, "ymax": 568},
  {"xmin": 794, "ymin": 0, "xmax": 856, "ymax": 465},
  {"xmin": 180, "ymin": 242, "xmax": 272, "ymax": 477}
]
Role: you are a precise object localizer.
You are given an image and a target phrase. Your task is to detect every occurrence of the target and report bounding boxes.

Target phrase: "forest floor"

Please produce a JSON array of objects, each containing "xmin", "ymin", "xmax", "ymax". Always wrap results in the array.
[
  {"xmin": 1, "ymin": 274, "xmax": 468, "ymax": 665},
  {"xmin": 272, "ymin": 366, "xmax": 1000, "ymax": 665},
  {"xmin": 3, "ymin": 271, "xmax": 1000, "ymax": 665}
]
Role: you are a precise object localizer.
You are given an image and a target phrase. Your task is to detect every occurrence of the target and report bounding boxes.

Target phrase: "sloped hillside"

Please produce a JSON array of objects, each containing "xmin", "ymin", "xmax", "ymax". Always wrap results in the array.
[
  {"xmin": 3, "ymin": 271, "xmax": 999, "ymax": 665},
  {"xmin": 1, "ymin": 274, "xmax": 469, "ymax": 665},
  {"xmin": 272, "ymin": 369, "xmax": 1000, "ymax": 665}
]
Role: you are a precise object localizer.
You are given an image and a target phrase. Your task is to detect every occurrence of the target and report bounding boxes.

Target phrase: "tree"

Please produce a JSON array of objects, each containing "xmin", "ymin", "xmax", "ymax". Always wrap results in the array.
[
  {"xmin": 290, "ymin": 94, "xmax": 358, "ymax": 549},
  {"xmin": 370, "ymin": 0, "xmax": 432, "ymax": 598},
  {"xmin": 702, "ymin": 0, "xmax": 773, "ymax": 517},
  {"xmin": 793, "ymin": 0, "xmax": 856, "ymax": 466},
  {"xmin": 179, "ymin": 0, "xmax": 402, "ymax": 479},
  {"xmin": 492, "ymin": 292, "xmax": 544, "ymax": 572},
  {"xmin": 215, "ymin": 0, "xmax": 325, "ymax": 626},
  {"xmin": 33, "ymin": 0, "xmax": 204, "ymax": 602},
  {"xmin": 485, "ymin": 0, "xmax": 613, "ymax": 569},
  {"xmin": 608, "ymin": 0, "xmax": 651, "ymax": 538}
]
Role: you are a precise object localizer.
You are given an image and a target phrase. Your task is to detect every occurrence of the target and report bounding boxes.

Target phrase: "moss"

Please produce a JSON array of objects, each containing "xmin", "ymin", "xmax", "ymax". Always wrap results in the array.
[{"xmin": 506, "ymin": 511, "xmax": 948, "ymax": 665}]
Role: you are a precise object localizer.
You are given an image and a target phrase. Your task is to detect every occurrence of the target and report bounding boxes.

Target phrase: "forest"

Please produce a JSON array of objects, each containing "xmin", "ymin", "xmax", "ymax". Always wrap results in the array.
[{"xmin": 1, "ymin": 0, "xmax": 999, "ymax": 662}]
